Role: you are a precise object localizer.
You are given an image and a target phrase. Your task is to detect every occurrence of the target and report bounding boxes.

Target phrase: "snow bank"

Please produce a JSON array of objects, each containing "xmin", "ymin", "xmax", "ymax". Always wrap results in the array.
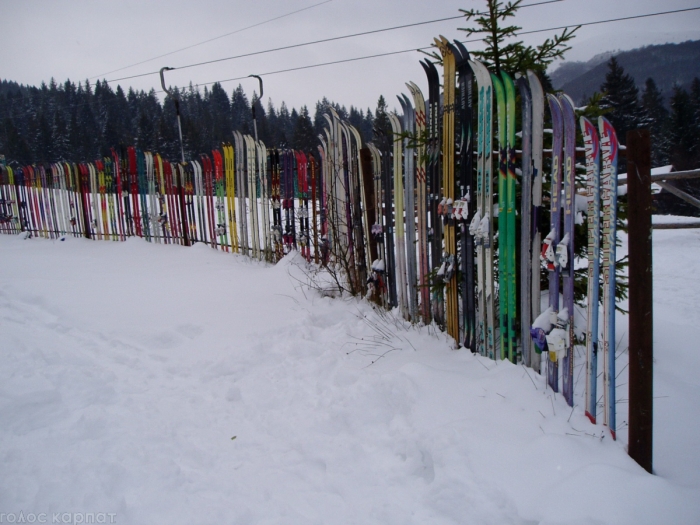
[{"xmin": 1, "ymin": 233, "xmax": 698, "ymax": 524}]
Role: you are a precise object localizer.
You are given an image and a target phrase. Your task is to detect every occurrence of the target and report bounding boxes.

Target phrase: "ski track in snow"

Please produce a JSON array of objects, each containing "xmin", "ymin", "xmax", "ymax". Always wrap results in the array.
[{"xmin": 0, "ymin": 232, "xmax": 698, "ymax": 525}]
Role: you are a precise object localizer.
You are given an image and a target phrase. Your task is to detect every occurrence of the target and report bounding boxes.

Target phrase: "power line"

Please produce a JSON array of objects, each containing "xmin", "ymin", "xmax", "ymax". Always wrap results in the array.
[
  {"xmin": 104, "ymin": 14, "xmax": 464, "ymax": 83},
  {"xmin": 190, "ymin": 5, "xmax": 700, "ymax": 89},
  {"xmin": 516, "ymin": 5, "xmax": 700, "ymax": 36},
  {"xmin": 193, "ymin": 49, "xmax": 421, "ymax": 89},
  {"xmin": 104, "ymin": 0, "xmax": 563, "ymax": 84},
  {"xmin": 175, "ymin": 0, "xmax": 564, "ymax": 74},
  {"xmin": 90, "ymin": 0, "xmax": 334, "ymax": 80}
]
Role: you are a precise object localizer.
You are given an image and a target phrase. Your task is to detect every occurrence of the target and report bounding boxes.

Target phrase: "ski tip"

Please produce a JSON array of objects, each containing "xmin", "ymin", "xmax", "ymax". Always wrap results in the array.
[{"xmin": 585, "ymin": 411, "xmax": 596, "ymax": 425}]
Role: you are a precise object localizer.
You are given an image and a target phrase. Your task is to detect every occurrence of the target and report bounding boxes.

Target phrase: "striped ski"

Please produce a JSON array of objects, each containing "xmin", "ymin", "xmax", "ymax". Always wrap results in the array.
[
  {"xmin": 581, "ymin": 116, "xmax": 601, "ymax": 423},
  {"xmin": 599, "ymin": 116, "xmax": 619, "ymax": 440}
]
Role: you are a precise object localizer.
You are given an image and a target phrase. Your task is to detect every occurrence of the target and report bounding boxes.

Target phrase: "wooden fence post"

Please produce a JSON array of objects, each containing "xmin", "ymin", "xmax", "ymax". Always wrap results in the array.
[{"xmin": 626, "ymin": 128, "xmax": 653, "ymax": 474}]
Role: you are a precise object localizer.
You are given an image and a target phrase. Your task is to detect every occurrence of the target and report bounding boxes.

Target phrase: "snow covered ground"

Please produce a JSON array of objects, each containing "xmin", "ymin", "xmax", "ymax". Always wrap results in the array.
[{"xmin": 1, "ymin": 228, "xmax": 699, "ymax": 525}]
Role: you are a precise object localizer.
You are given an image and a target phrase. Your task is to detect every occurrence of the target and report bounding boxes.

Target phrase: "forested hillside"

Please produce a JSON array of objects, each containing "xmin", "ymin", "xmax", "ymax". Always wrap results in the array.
[
  {"xmin": 0, "ymin": 79, "xmax": 375, "ymax": 164},
  {"xmin": 550, "ymin": 40, "xmax": 700, "ymax": 105}
]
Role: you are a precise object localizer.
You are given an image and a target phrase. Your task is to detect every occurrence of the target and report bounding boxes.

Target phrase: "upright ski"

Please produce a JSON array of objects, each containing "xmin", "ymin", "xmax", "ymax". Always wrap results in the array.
[
  {"xmin": 517, "ymin": 73, "xmax": 534, "ymax": 367},
  {"xmin": 527, "ymin": 71, "xmax": 545, "ymax": 374},
  {"xmin": 581, "ymin": 116, "xmax": 601, "ymax": 422},
  {"xmin": 599, "ymin": 116, "xmax": 619, "ymax": 439}
]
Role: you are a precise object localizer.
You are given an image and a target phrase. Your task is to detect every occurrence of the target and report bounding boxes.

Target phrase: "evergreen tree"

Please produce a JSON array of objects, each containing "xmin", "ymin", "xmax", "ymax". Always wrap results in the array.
[
  {"xmin": 51, "ymin": 108, "xmax": 70, "ymax": 161},
  {"xmin": 76, "ymin": 83, "xmax": 100, "ymax": 160},
  {"xmin": 95, "ymin": 80, "xmax": 124, "ymax": 157},
  {"xmin": 113, "ymin": 85, "xmax": 132, "ymax": 144},
  {"xmin": 126, "ymin": 87, "xmax": 140, "ymax": 136},
  {"xmin": 137, "ymin": 110, "xmax": 156, "ymax": 151},
  {"xmin": 640, "ymin": 78, "xmax": 670, "ymax": 167},
  {"xmin": 292, "ymin": 105, "xmax": 316, "ymax": 153},
  {"xmin": 690, "ymin": 77, "xmax": 700, "ymax": 123},
  {"xmin": 157, "ymin": 97, "xmax": 180, "ymax": 159},
  {"xmin": 230, "ymin": 84, "xmax": 251, "ymax": 134},
  {"xmin": 23, "ymin": 90, "xmax": 40, "ymax": 163},
  {"xmin": 40, "ymin": 113, "xmax": 53, "ymax": 162},
  {"xmin": 599, "ymin": 57, "xmax": 643, "ymax": 147},
  {"xmin": 362, "ymin": 107, "xmax": 374, "ymax": 143},
  {"xmin": 185, "ymin": 86, "xmax": 208, "ymax": 153},
  {"xmin": 278, "ymin": 102, "xmax": 293, "ymax": 147},
  {"xmin": 0, "ymin": 79, "xmax": 23, "ymax": 98},
  {"xmin": 93, "ymin": 80, "xmax": 111, "ymax": 148},
  {"xmin": 668, "ymin": 85, "xmax": 700, "ymax": 172},
  {"xmin": 348, "ymin": 106, "xmax": 366, "ymax": 143},
  {"xmin": 209, "ymin": 82, "xmax": 232, "ymax": 145},
  {"xmin": 0, "ymin": 73, "xmax": 380, "ymax": 166},
  {"xmin": 313, "ymin": 97, "xmax": 331, "ymax": 139},
  {"xmin": 68, "ymin": 109, "xmax": 81, "ymax": 160},
  {"xmin": 266, "ymin": 99, "xmax": 283, "ymax": 147},
  {"xmin": 290, "ymin": 108, "xmax": 299, "ymax": 142},
  {"xmin": 3, "ymin": 117, "xmax": 31, "ymax": 163},
  {"xmin": 332, "ymin": 103, "xmax": 348, "ymax": 121},
  {"xmin": 457, "ymin": 0, "xmax": 577, "ymax": 75},
  {"xmin": 373, "ymin": 95, "xmax": 391, "ymax": 141},
  {"xmin": 665, "ymin": 84, "xmax": 700, "ymax": 208}
]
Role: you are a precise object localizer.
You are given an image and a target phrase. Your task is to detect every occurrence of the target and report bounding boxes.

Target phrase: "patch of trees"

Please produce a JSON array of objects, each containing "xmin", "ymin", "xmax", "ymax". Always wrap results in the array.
[{"xmin": 0, "ymin": 78, "xmax": 376, "ymax": 164}]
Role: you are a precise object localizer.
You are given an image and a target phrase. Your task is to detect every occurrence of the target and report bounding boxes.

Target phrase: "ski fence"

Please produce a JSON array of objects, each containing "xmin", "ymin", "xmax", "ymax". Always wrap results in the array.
[{"xmin": 5, "ymin": 40, "xmax": 691, "ymax": 470}]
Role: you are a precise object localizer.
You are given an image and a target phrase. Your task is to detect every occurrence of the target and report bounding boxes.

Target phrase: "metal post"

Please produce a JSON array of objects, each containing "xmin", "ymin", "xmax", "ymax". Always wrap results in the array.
[
  {"xmin": 249, "ymin": 75, "xmax": 263, "ymax": 143},
  {"xmin": 160, "ymin": 68, "xmax": 186, "ymax": 164},
  {"xmin": 627, "ymin": 128, "xmax": 653, "ymax": 474},
  {"xmin": 159, "ymin": 67, "xmax": 190, "ymax": 246}
]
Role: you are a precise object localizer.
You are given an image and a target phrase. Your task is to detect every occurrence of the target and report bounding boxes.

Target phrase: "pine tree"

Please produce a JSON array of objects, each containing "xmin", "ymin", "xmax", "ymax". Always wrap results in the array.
[
  {"xmin": 184, "ymin": 86, "xmax": 207, "ymax": 154},
  {"xmin": 3, "ymin": 117, "xmax": 31, "ymax": 163},
  {"xmin": 457, "ymin": 0, "xmax": 577, "ymax": 74},
  {"xmin": 599, "ymin": 57, "xmax": 643, "ymax": 147},
  {"xmin": 209, "ymin": 82, "xmax": 232, "ymax": 145},
  {"xmin": 640, "ymin": 78, "xmax": 670, "ymax": 167},
  {"xmin": 33, "ymin": 112, "xmax": 52, "ymax": 163},
  {"xmin": 51, "ymin": 108, "xmax": 70, "ymax": 161},
  {"xmin": 76, "ymin": 84, "xmax": 99, "ymax": 160},
  {"xmin": 266, "ymin": 99, "xmax": 281, "ymax": 146},
  {"xmin": 292, "ymin": 105, "xmax": 316, "ymax": 153},
  {"xmin": 68, "ymin": 109, "xmax": 81, "ymax": 160},
  {"xmin": 137, "ymin": 111, "xmax": 156, "ymax": 151},
  {"xmin": 362, "ymin": 108, "xmax": 374, "ymax": 143},
  {"xmin": 157, "ymin": 98, "xmax": 180, "ymax": 159},
  {"xmin": 313, "ymin": 97, "xmax": 331, "ymax": 139},
  {"xmin": 685, "ymin": 78, "xmax": 700, "ymax": 201},
  {"xmin": 231, "ymin": 84, "xmax": 252, "ymax": 134},
  {"xmin": 373, "ymin": 95, "xmax": 391, "ymax": 141},
  {"xmin": 113, "ymin": 85, "xmax": 132, "ymax": 144},
  {"xmin": 664, "ymin": 84, "xmax": 700, "ymax": 211},
  {"xmin": 24, "ymin": 91, "xmax": 40, "ymax": 163},
  {"xmin": 668, "ymin": 85, "xmax": 700, "ymax": 172},
  {"xmin": 290, "ymin": 108, "xmax": 299, "ymax": 142},
  {"xmin": 348, "ymin": 106, "xmax": 366, "ymax": 143},
  {"xmin": 333, "ymin": 103, "xmax": 348, "ymax": 121},
  {"xmin": 278, "ymin": 102, "xmax": 293, "ymax": 147},
  {"xmin": 690, "ymin": 77, "xmax": 700, "ymax": 123},
  {"xmin": 0, "ymin": 73, "xmax": 386, "ymax": 166}
]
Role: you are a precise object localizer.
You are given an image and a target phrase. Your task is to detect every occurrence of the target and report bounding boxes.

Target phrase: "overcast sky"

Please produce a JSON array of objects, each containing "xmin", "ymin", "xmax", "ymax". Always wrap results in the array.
[{"xmin": 2, "ymin": 0, "xmax": 699, "ymax": 114}]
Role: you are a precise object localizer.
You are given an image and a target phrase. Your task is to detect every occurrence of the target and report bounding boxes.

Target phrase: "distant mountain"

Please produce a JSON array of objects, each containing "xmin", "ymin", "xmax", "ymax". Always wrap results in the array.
[
  {"xmin": 549, "ymin": 40, "xmax": 700, "ymax": 105},
  {"xmin": 548, "ymin": 51, "xmax": 615, "ymax": 88}
]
